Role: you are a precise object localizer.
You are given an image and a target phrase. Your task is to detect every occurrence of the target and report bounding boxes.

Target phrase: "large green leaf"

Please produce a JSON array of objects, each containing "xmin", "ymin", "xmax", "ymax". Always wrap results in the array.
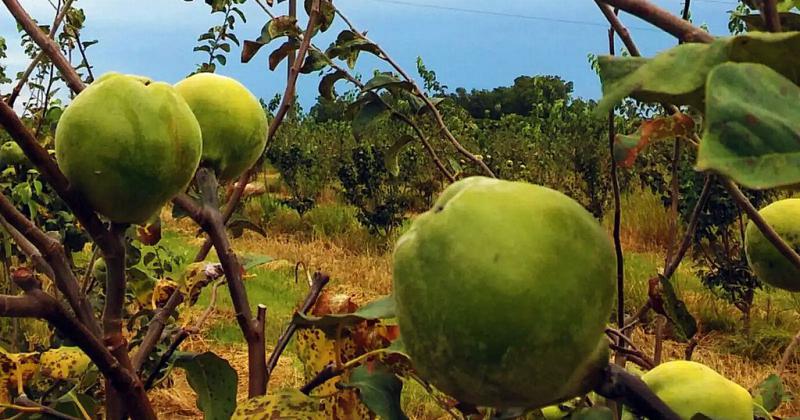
[
  {"xmin": 384, "ymin": 135, "xmax": 415, "ymax": 177},
  {"xmin": 362, "ymin": 72, "xmax": 413, "ymax": 93},
  {"xmin": 351, "ymin": 93, "xmax": 389, "ymax": 139},
  {"xmin": 597, "ymin": 32, "xmax": 800, "ymax": 115},
  {"xmin": 697, "ymin": 62, "xmax": 800, "ymax": 189},
  {"xmin": 752, "ymin": 374, "xmax": 784, "ymax": 413},
  {"xmin": 341, "ymin": 365, "xmax": 408, "ymax": 420},
  {"xmin": 597, "ymin": 42, "xmax": 727, "ymax": 114},
  {"xmin": 650, "ymin": 276, "xmax": 697, "ymax": 342},
  {"xmin": 175, "ymin": 352, "xmax": 238, "ymax": 420}
]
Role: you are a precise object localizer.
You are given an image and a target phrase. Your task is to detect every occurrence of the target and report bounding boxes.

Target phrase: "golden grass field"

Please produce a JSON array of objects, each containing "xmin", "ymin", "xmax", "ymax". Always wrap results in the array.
[{"xmin": 144, "ymin": 205, "xmax": 800, "ymax": 418}]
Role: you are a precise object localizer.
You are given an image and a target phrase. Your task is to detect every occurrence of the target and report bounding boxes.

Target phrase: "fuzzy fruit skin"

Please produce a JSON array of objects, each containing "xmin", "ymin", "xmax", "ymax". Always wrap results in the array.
[
  {"xmin": 174, "ymin": 73, "xmax": 267, "ymax": 180},
  {"xmin": 55, "ymin": 72, "xmax": 202, "ymax": 224},
  {"xmin": 392, "ymin": 177, "xmax": 616, "ymax": 408},
  {"xmin": 641, "ymin": 361, "xmax": 752, "ymax": 420},
  {"xmin": 745, "ymin": 198, "xmax": 800, "ymax": 292}
]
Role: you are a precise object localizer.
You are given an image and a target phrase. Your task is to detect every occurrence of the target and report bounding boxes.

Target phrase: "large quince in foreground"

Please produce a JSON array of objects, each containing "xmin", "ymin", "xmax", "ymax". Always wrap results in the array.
[{"xmin": 393, "ymin": 177, "xmax": 616, "ymax": 408}]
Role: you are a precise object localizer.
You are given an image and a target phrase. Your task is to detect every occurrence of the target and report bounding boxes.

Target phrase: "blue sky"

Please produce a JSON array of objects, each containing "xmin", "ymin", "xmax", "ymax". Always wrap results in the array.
[{"xmin": 1, "ymin": 0, "xmax": 736, "ymax": 108}]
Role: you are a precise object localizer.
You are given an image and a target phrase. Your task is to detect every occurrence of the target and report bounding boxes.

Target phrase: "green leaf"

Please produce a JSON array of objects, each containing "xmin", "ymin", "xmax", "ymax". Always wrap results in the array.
[
  {"xmin": 351, "ymin": 93, "xmax": 389, "ymax": 138},
  {"xmin": 362, "ymin": 72, "xmax": 413, "ymax": 93},
  {"xmin": 697, "ymin": 62, "xmax": 800, "ymax": 189},
  {"xmin": 232, "ymin": 390, "xmax": 325, "ymax": 420},
  {"xmin": 653, "ymin": 275, "xmax": 698, "ymax": 342},
  {"xmin": 175, "ymin": 352, "xmax": 238, "ymax": 420},
  {"xmin": 341, "ymin": 365, "xmax": 408, "ymax": 420},
  {"xmin": 263, "ymin": 15, "xmax": 300, "ymax": 42},
  {"xmin": 305, "ymin": 0, "xmax": 336, "ymax": 32},
  {"xmin": 318, "ymin": 70, "xmax": 348, "ymax": 100},
  {"xmin": 384, "ymin": 135, "xmax": 415, "ymax": 177},
  {"xmin": 300, "ymin": 49, "xmax": 329, "ymax": 74},
  {"xmin": 293, "ymin": 294, "xmax": 396, "ymax": 335},
  {"xmin": 268, "ymin": 40, "xmax": 300, "ymax": 71},
  {"xmin": 597, "ymin": 42, "xmax": 727, "ymax": 115},
  {"xmin": 241, "ymin": 254, "xmax": 275, "ymax": 271},
  {"xmin": 597, "ymin": 32, "xmax": 800, "ymax": 115},
  {"xmin": 572, "ymin": 407, "xmax": 613, "ymax": 420},
  {"xmin": 325, "ymin": 30, "xmax": 381, "ymax": 69},
  {"xmin": 752, "ymin": 374, "xmax": 784, "ymax": 412}
]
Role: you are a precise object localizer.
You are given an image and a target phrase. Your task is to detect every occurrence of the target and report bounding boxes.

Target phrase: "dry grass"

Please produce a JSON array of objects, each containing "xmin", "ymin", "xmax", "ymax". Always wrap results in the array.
[
  {"xmin": 157, "ymin": 207, "xmax": 800, "ymax": 418},
  {"xmin": 606, "ymin": 187, "xmax": 680, "ymax": 253}
]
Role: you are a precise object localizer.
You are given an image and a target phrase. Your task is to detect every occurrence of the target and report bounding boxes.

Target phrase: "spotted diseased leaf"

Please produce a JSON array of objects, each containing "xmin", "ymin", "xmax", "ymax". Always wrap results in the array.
[
  {"xmin": 175, "ymin": 352, "xmax": 238, "ymax": 420},
  {"xmin": 151, "ymin": 279, "xmax": 180, "ymax": 309},
  {"xmin": 39, "ymin": 347, "xmax": 90, "ymax": 380},
  {"xmin": 341, "ymin": 365, "xmax": 408, "ymax": 420},
  {"xmin": 384, "ymin": 135, "xmax": 415, "ymax": 177},
  {"xmin": 752, "ymin": 374, "xmax": 784, "ymax": 413},
  {"xmin": 233, "ymin": 390, "xmax": 326, "ymax": 420},
  {"xmin": 319, "ymin": 70, "xmax": 349, "ymax": 100},
  {"xmin": 181, "ymin": 262, "xmax": 224, "ymax": 306},
  {"xmin": 648, "ymin": 276, "xmax": 697, "ymax": 342},
  {"xmin": 305, "ymin": 0, "xmax": 336, "ymax": 32},
  {"xmin": 614, "ymin": 113, "xmax": 695, "ymax": 167},
  {"xmin": 269, "ymin": 40, "xmax": 300, "ymax": 71},
  {"xmin": 697, "ymin": 63, "xmax": 800, "ymax": 189},
  {"xmin": 300, "ymin": 49, "xmax": 329, "ymax": 74},
  {"xmin": 293, "ymin": 294, "xmax": 396, "ymax": 334}
]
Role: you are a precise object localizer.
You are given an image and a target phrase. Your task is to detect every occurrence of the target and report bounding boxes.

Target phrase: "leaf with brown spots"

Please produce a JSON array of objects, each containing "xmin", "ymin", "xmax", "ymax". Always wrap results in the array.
[
  {"xmin": 614, "ymin": 113, "xmax": 694, "ymax": 167},
  {"xmin": 232, "ymin": 390, "xmax": 326, "ymax": 420}
]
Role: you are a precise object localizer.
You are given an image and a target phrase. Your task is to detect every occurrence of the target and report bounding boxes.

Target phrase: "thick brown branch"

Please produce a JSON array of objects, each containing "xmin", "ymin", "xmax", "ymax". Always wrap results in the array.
[
  {"xmin": 598, "ymin": 0, "xmax": 714, "ymax": 43},
  {"xmin": 0, "ymin": 293, "xmax": 44, "ymax": 317},
  {"xmin": 762, "ymin": 0, "xmax": 782, "ymax": 32},
  {"xmin": 175, "ymin": 168, "xmax": 268, "ymax": 397},
  {"xmin": 2, "ymin": 0, "xmax": 86, "ymax": 94}
]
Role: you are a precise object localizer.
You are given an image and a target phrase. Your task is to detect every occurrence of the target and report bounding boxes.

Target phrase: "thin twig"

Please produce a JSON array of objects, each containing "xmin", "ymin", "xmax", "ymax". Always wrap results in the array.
[
  {"xmin": 2, "ymin": 0, "xmax": 86, "ymax": 94},
  {"xmin": 334, "ymin": 7, "xmax": 495, "ymax": 178},
  {"xmin": 13, "ymin": 395, "xmax": 80, "ymax": 420},
  {"xmin": 720, "ymin": 177, "xmax": 800, "ymax": 273},
  {"xmin": 132, "ymin": 290, "xmax": 185, "ymax": 373},
  {"xmin": 778, "ymin": 326, "xmax": 800, "ymax": 375},
  {"xmin": 6, "ymin": 0, "xmax": 75, "ymax": 106},
  {"xmin": 144, "ymin": 279, "xmax": 225, "ymax": 389},
  {"xmin": 266, "ymin": 271, "xmax": 330, "ymax": 388}
]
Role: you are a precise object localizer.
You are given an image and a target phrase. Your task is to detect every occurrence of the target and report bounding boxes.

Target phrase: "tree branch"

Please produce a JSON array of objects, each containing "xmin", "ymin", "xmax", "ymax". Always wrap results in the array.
[
  {"xmin": 174, "ymin": 167, "xmax": 268, "ymax": 397},
  {"xmin": 8, "ymin": 268, "xmax": 155, "ymax": 420},
  {"xmin": 595, "ymin": 1, "xmax": 641, "ymax": 56},
  {"xmin": 132, "ymin": 289, "xmax": 184, "ymax": 373},
  {"xmin": 594, "ymin": 364, "xmax": 681, "ymax": 420},
  {"xmin": 762, "ymin": 0, "xmax": 782, "ymax": 32},
  {"xmin": 598, "ymin": 0, "xmax": 714, "ymax": 43}
]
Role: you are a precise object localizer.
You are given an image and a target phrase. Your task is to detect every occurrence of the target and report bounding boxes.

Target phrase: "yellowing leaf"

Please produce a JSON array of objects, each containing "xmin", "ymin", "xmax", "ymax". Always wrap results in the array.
[
  {"xmin": 233, "ymin": 390, "xmax": 326, "ymax": 420},
  {"xmin": 39, "ymin": 347, "xmax": 90, "ymax": 380}
]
